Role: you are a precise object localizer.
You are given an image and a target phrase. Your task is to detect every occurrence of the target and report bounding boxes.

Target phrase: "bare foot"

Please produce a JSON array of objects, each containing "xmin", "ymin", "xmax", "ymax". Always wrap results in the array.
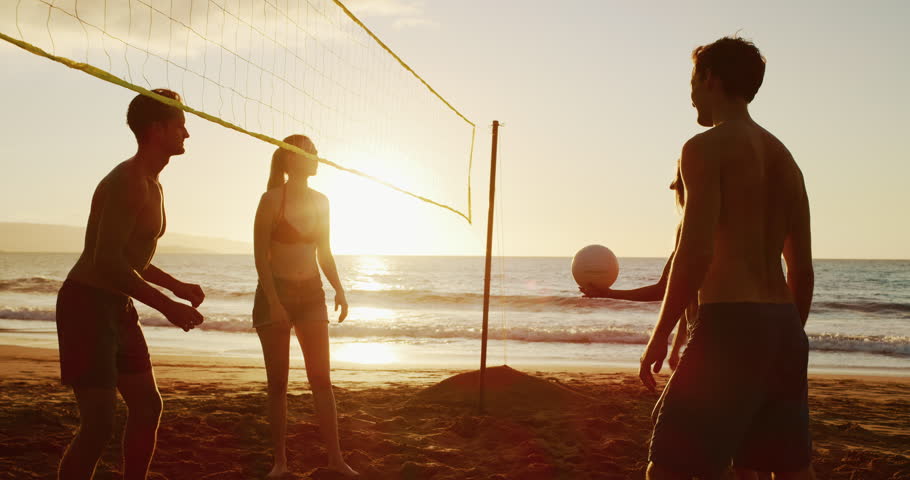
[
  {"xmin": 328, "ymin": 462, "xmax": 359, "ymax": 477},
  {"xmin": 265, "ymin": 462, "xmax": 289, "ymax": 478}
]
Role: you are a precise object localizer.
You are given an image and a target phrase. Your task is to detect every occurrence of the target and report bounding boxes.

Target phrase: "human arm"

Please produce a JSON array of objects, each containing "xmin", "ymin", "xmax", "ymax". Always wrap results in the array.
[
  {"xmin": 142, "ymin": 264, "xmax": 205, "ymax": 307},
  {"xmin": 640, "ymin": 137, "xmax": 720, "ymax": 391},
  {"xmin": 668, "ymin": 310, "xmax": 689, "ymax": 370},
  {"xmin": 93, "ymin": 174, "xmax": 202, "ymax": 331},
  {"xmin": 580, "ymin": 255, "xmax": 672, "ymax": 301},
  {"xmin": 782, "ymin": 174, "xmax": 814, "ymax": 326},
  {"xmin": 315, "ymin": 196, "xmax": 347, "ymax": 323},
  {"xmin": 253, "ymin": 192, "xmax": 290, "ymax": 327}
]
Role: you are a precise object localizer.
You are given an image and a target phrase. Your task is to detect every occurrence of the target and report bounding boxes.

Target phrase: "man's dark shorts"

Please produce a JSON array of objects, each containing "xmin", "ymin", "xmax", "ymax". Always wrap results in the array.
[
  {"xmin": 56, "ymin": 279, "xmax": 152, "ymax": 387},
  {"xmin": 649, "ymin": 302, "xmax": 811, "ymax": 475}
]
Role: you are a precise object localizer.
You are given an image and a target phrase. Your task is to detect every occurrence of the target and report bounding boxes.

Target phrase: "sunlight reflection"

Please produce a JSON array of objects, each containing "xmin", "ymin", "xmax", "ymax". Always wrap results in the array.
[
  {"xmin": 355, "ymin": 255, "xmax": 390, "ymax": 275},
  {"xmin": 346, "ymin": 306, "xmax": 397, "ymax": 323},
  {"xmin": 334, "ymin": 342, "xmax": 398, "ymax": 364},
  {"xmin": 350, "ymin": 279, "xmax": 385, "ymax": 291},
  {"xmin": 350, "ymin": 256, "xmax": 390, "ymax": 291}
]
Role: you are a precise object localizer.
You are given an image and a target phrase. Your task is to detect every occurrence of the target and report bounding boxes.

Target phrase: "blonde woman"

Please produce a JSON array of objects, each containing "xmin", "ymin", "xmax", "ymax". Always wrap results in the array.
[{"xmin": 253, "ymin": 135, "xmax": 357, "ymax": 477}]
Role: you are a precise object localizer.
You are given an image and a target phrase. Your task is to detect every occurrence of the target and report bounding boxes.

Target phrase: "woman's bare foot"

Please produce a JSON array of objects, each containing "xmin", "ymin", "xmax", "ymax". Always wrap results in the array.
[
  {"xmin": 327, "ymin": 461, "xmax": 359, "ymax": 477},
  {"xmin": 265, "ymin": 461, "xmax": 289, "ymax": 478}
]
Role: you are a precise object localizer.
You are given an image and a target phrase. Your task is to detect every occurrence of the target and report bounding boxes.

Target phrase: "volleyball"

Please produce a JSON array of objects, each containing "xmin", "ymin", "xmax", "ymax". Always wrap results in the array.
[{"xmin": 571, "ymin": 245, "xmax": 619, "ymax": 290}]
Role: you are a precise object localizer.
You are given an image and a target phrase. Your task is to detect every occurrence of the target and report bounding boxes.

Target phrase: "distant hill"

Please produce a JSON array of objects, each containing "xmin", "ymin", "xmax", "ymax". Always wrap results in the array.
[{"xmin": 0, "ymin": 223, "xmax": 252, "ymax": 254}]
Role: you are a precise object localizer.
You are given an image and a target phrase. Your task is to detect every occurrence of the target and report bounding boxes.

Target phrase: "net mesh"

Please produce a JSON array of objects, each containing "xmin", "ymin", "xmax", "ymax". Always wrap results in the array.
[{"xmin": 1, "ymin": 0, "xmax": 475, "ymax": 221}]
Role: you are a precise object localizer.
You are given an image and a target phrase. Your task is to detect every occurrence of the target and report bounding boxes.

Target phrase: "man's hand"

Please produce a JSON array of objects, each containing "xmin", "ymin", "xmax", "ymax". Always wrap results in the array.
[
  {"xmin": 639, "ymin": 334, "xmax": 669, "ymax": 393},
  {"xmin": 335, "ymin": 291, "xmax": 349, "ymax": 323},
  {"xmin": 173, "ymin": 282, "xmax": 205, "ymax": 308},
  {"xmin": 579, "ymin": 285, "xmax": 611, "ymax": 298},
  {"xmin": 164, "ymin": 301, "xmax": 204, "ymax": 332}
]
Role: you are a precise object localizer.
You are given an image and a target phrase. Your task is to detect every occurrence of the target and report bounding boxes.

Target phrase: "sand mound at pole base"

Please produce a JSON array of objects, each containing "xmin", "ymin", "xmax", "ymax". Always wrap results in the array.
[{"xmin": 410, "ymin": 365, "xmax": 596, "ymax": 414}]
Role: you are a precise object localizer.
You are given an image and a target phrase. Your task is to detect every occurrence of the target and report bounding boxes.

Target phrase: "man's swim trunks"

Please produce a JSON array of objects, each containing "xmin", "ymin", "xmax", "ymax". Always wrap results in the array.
[
  {"xmin": 56, "ymin": 279, "xmax": 152, "ymax": 387},
  {"xmin": 649, "ymin": 302, "xmax": 811, "ymax": 475}
]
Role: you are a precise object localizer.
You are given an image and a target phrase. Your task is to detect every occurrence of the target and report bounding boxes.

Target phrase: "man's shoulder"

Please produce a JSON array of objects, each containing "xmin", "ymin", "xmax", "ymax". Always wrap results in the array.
[
  {"xmin": 682, "ymin": 123, "xmax": 774, "ymax": 166},
  {"xmin": 100, "ymin": 159, "xmax": 151, "ymax": 202},
  {"xmin": 685, "ymin": 126, "xmax": 732, "ymax": 149},
  {"xmin": 104, "ymin": 158, "xmax": 143, "ymax": 180},
  {"xmin": 262, "ymin": 185, "xmax": 282, "ymax": 202},
  {"xmin": 680, "ymin": 131, "xmax": 723, "ymax": 170}
]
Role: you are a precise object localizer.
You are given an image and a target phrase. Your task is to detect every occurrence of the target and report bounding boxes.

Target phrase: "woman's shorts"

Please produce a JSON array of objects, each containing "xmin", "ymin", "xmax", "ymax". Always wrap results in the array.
[{"xmin": 252, "ymin": 276, "xmax": 328, "ymax": 328}]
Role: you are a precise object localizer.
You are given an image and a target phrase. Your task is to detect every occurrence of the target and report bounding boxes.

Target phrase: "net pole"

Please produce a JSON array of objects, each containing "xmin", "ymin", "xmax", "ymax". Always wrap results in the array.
[{"xmin": 479, "ymin": 120, "xmax": 500, "ymax": 414}]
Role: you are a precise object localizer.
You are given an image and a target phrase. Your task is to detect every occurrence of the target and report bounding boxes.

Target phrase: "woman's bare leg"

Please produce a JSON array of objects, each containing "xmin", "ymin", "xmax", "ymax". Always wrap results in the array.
[
  {"xmin": 257, "ymin": 325, "xmax": 291, "ymax": 478},
  {"xmin": 295, "ymin": 321, "xmax": 357, "ymax": 477}
]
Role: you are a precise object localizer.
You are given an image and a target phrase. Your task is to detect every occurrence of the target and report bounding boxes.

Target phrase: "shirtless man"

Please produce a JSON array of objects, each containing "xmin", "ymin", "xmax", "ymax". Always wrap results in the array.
[
  {"xmin": 56, "ymin": 89, "xmax": 205, "ymax": 480},
  {"xmin": 639, "ymin": 38, "xmax": 815, "ymax": 479}
]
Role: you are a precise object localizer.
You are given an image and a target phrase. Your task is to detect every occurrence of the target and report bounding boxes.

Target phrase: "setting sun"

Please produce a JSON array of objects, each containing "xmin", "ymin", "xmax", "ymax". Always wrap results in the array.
[{"xmin": 314, "ymin": 167, "xmax": 483, "ymax": 256}]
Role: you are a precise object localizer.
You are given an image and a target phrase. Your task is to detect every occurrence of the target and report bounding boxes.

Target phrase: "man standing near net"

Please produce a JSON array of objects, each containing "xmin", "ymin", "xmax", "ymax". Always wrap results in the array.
[
  {"xmin": 638, "ymin": 37, "xmax": 815, "ymax": 479},
  {"xmin": 56, "ymin": 89, "xmax": 205, "ymax": 480}
]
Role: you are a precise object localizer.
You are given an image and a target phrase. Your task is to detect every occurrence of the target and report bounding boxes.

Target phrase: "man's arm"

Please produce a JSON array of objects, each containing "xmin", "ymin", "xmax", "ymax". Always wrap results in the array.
[
  {"xmin": 640, "ymin": 136, "xmax": 721, "ymax": 389},
  {"xmin": 93, "ymin": 175, "xmax": 174, "ymax": 314},
  {"xmin": 782, "ymin": 175, "xmax": 814, "ymax": 326},
  {"xmin": 142, "ymin": 264, "xmax": 179, "ymax": 290},
  {"xmin": 655, "ymin": 137, "xmax": 720, "ymax": 339},
  {"xmin": 143, "ymin": 264, "xmax": 205, "ymax": 308},
  {"xmin": 93, "ymin": 172, "xmax": 201, "ymax": 331}
]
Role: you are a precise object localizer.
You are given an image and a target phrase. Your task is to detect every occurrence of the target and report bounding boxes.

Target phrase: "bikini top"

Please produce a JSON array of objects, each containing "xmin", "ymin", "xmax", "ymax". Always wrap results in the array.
[{"xmin": 271, "ymin": 185, "xmax": 319, "ymax": 245}]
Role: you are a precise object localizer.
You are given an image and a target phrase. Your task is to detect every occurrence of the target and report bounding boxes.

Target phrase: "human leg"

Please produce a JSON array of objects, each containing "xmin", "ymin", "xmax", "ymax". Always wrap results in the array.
[
  {"xmin": 117, "ymin": 370, "xmax": 162, "ymax": 480},
  {"xmin": 59, "ymin": 387, "xmax": 117, "ymax": 480},
  {"xmin": 257, "ymin": 323, "xmax": 291, "ymax": 477},
  {"xmin": 295, "ymin": 320, "xmax": 356, "ymax": 476}
]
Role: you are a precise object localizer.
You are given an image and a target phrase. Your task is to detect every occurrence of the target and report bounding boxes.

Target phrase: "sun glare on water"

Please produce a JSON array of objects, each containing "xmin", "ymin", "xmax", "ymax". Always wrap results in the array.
[
  {"xmin": 334, "ymin": 342, "xmax": 398, "ymax": 364},
  {"xmin": 348, "ymin": 255, "xmax": 391, "ymax": 291}
]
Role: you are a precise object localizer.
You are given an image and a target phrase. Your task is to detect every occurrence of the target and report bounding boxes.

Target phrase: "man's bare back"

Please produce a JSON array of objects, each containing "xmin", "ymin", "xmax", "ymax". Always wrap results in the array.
[{"xmin": 690, "ymin": 118, "xmax": 809, "ymax": 306}]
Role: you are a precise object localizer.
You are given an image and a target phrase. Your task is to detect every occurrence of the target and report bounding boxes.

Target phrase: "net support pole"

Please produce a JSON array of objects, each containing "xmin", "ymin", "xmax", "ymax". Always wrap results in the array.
[{"xmin": 479, "ymin": 120, "xmax": 500, "ymax": 414}]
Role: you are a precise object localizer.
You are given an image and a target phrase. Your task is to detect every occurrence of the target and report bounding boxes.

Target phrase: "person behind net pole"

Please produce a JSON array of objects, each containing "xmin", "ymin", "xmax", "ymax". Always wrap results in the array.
[
  {"xmin": 252, "ymin": 134, "xmax": 358, "ymax": 478},
  {"xmin": 580, "ymin": 166, "xmax": 693, "ymax": 371},
  {"xmin": 56, "ymin": 89, "xmax": 205, "ymax": 480}
]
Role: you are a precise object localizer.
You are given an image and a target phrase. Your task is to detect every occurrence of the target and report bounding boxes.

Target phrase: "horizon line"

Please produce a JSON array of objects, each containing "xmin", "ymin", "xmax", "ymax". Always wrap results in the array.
[{"xmin": 1, "ymin": 250, "xmax": 907, "ymax": 261}]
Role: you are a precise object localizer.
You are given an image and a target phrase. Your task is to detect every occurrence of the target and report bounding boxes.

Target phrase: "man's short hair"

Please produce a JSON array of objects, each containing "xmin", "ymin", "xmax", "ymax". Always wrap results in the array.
[
  {"xmin": 692, "ymin": 37, "xmax": 766, "ymax": 103},
  {"xmin": 126, "ymin": 89, "xmax": 183, "ymax": 140}
]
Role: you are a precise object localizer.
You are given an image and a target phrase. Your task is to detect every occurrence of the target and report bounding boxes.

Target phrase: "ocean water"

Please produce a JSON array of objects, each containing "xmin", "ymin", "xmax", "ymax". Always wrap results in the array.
[{"xmin": 0, "ymin": 253, "xmax": 908, "ymax": 375}]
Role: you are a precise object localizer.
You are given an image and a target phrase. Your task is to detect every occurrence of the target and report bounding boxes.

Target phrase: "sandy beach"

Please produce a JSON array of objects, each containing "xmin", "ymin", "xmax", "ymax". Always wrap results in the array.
[{"xmin": 0, "ymin": 344, "xmax": 907, "ymax": 479}]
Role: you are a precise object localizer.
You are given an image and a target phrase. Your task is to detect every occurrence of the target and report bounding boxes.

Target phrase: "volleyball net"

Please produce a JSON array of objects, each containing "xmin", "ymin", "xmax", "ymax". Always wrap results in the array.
[{"xmin": 0, "ymin": 0, "xmax": 475, "ymax": 222}]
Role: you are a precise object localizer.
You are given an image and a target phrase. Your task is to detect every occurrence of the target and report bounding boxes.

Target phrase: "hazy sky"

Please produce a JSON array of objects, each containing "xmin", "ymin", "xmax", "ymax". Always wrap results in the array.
[{"xmin": 1, "ymin": 0, "xmax": 908, "ymax": 258}]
